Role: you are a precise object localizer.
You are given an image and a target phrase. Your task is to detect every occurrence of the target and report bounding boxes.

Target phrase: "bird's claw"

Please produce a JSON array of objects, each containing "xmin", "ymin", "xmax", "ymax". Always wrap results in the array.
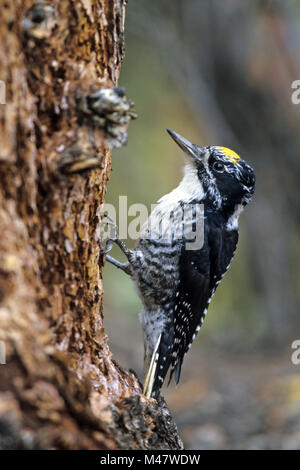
[
  {"xmin": 100, "ymin": 214, "xmax": 120, "ymax": 255},
  {"xmin": 100, "ymin": 237, "xmax": 116, "ymax": 255}
]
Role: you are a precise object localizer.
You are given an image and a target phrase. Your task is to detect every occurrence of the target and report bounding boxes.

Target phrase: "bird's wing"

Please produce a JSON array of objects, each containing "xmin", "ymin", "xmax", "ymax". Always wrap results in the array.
[
  {"xmin": 150, "ymin": 239, "xmax": 212, "ymax": 398},
  {"xmin": 170, "ymin": 223, "xmax": 239, "ymax": 385},
  {"xmin": 149, "ymin": 220, "xmax": 239, "ymax": 397},
  {"xmin": 169, "ymin": 243, "xmax": 211, "ymax": 384}
]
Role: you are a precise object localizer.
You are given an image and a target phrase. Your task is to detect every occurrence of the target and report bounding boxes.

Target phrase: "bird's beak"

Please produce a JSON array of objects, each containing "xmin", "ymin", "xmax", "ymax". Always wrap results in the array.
[{"xmin": 167, "ymin": 129, "xmax": 205, "ymax": 163}]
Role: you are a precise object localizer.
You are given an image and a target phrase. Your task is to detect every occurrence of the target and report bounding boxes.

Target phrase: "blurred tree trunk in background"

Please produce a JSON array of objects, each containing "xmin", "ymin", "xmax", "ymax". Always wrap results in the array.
[{"xmin": 0, "ymin": 0, "xmax": 182, "ymax": 450}]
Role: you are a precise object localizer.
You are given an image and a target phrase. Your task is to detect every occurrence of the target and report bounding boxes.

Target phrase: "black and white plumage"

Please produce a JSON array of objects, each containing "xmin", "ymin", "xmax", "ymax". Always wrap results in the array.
[{"xmin": 104, "ymin": 129, "xmax": 255, "ymax": 399}]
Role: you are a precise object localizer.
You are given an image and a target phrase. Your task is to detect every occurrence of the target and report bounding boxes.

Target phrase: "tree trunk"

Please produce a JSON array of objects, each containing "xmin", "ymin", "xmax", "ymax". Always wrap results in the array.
[{"xmin": 0, "ymin": 0, "xmax": 182, "ymax": 450}]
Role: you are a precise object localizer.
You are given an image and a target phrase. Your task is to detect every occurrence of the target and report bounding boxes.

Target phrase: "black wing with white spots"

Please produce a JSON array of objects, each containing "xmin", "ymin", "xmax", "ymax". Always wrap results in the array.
[
  {"xmin": 151, "ymin": 219, "xmax": 238, "ymax": 397},
  {"xmin": 170, "ymin": 242, "xmax": 211, "ymax": 384},
  {"xmin": 151, "ymin": 243, "xmax": 211, "ymax": 398},
  {"xmin": 171, "ymin": 220, "xmax": 238, "ymax": 384}
]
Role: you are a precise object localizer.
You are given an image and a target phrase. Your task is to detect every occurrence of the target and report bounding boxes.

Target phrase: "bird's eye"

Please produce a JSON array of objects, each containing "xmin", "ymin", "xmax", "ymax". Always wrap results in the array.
[{"xmin": 213, "ymin": 161, "xmax": 225, "ymax": 173}]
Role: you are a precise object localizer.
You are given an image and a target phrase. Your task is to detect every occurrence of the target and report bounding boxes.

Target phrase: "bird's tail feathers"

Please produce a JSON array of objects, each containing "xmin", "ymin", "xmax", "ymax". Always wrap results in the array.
[
  {"xmin": 168, "ymin": 353, "xmax": 183, "ymax": 386},
  {"xmin": 143, "ymin": 327, "xmax": 174, "ymax": 399},
  {"xmin": 143, "ymin": 333, "xmax": 162, "ymax": 399}
]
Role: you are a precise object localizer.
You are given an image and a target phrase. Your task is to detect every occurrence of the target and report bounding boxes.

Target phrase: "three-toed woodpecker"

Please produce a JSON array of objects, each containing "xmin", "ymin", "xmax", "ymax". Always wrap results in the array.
[{"xmin": 104, "ymin": 129, "xmax": 255, "ymax": 399}]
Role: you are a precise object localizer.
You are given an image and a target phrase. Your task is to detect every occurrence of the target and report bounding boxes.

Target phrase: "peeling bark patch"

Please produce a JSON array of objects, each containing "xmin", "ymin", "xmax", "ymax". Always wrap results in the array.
[
  {"xmin": 76, "ymin": 86, "xmax": 137, "ymax": 148},
  {"xmin": 57, "ymin": 146, "xmax": 102, "ymax": 174}
]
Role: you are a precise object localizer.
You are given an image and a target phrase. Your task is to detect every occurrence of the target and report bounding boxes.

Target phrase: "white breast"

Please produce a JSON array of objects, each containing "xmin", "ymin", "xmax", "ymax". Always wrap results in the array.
[{"xmin": 140, "ymin": 162, "xmax": 204, "ymax": 241}]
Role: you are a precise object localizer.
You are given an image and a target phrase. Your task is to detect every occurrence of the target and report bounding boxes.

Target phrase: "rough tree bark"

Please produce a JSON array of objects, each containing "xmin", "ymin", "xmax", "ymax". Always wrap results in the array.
[{"xmin": 0, "ymin": 0, "xmax": 182, "ymax": 450}]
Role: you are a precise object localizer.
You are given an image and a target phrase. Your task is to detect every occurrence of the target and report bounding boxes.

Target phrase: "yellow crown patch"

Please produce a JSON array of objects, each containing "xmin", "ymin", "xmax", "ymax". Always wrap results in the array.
[{"xmin": 217, "ymin": 146, "xmax": 241, "ymax": 166}]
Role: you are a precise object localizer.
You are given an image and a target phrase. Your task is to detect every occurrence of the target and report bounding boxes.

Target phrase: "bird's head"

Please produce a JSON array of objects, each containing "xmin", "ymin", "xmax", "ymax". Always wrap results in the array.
[{"xmin": 167, "ymin": 129, "xmax": 255, "ymax": 215}]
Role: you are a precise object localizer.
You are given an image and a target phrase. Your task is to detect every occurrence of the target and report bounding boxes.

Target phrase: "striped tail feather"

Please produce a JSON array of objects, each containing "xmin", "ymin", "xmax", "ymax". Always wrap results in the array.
[
  {"xmin": 143, "ymin": 327, "xmax": 174, "ymax": 399},
  {"xmin": 143, "ymin": 333, "xmax": 162, "ymax": 399}
]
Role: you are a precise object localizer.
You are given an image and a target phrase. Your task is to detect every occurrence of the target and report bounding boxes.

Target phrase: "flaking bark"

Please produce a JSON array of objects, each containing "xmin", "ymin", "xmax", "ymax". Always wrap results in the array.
[{"xmin": 0, "ymin": 0, "xmax": 182, "ymax": 450}]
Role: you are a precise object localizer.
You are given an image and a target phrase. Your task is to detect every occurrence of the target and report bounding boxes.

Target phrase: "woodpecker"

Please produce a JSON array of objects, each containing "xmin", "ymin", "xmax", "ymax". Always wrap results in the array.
[{"xmin": 103, "ymin": 129, "xmax": 255, "ymax": 399}]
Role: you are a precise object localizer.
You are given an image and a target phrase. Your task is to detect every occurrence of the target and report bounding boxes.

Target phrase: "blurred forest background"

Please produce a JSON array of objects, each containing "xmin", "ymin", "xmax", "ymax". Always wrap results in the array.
[{"xmin": 103, "ymin": 0, "xmax": 300, "ymax": 449}]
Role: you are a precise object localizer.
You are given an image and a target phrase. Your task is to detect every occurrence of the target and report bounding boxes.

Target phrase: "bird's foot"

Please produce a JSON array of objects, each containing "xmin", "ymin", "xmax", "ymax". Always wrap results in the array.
[{"xmin": 100, "ymin": 216, "xmax": 134, "ymax": 275}]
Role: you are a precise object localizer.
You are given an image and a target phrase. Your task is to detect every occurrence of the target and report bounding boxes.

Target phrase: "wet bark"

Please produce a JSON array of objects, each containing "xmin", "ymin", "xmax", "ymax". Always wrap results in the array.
[{"xmin": 0, "ymin": 0, "xmax": 182, "ymax": 450}]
